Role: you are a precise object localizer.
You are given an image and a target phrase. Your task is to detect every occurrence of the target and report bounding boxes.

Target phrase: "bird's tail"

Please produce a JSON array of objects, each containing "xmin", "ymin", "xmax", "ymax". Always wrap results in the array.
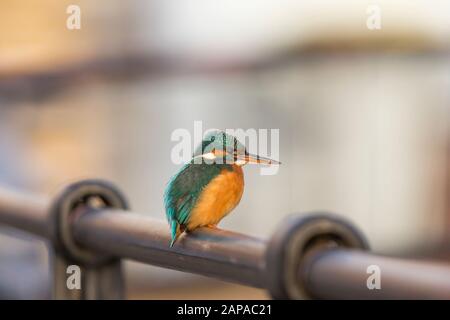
[{"xmin": 170, "ymin": 220, "xmax": 181, "ymax": 247}]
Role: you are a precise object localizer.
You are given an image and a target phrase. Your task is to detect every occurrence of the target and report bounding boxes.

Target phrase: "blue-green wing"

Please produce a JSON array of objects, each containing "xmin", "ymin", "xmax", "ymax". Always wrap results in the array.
[{"xmin": 164, "ymin": 163, "xmax": 222, "ymax": 244}]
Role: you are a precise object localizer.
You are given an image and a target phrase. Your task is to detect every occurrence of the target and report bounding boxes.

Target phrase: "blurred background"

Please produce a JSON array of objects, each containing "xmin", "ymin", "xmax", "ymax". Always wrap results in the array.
[{"xmin": 0, "ymin": 0, "xmax": 449, "ymax": 299}]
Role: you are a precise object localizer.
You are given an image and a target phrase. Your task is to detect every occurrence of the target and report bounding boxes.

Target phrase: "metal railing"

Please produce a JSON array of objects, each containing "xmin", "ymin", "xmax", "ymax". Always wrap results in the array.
[{"xmin": 0, "ymin": 179, "xmax": 449, "ymax": 299}]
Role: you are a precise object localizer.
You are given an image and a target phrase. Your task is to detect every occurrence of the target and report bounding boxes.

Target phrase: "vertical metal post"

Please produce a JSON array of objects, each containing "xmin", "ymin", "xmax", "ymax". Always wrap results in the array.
[
  {"xmin": 50, "ymin": 250, "xmax": 124, "ymax": 300},
  {"xmin": 48, "ymin": 180, "xmax": 129, "ymax": 300}
]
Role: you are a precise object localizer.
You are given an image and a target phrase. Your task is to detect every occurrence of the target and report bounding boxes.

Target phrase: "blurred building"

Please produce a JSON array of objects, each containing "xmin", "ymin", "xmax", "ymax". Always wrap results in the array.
[{"xmin": 0, "ymin": 0, "xmax": 449, "ymax": 299}]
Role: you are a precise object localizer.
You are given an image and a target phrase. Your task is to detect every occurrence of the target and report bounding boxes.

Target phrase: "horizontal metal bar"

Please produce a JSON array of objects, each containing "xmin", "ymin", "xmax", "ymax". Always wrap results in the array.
[
  {"xmin": 72, "ymin": 208, "xmax": 267, "ymax": 288},
  {"xmin": 0, "ymin": 186, "xmax": 50, "ymax": 238},
  {"xmin": 303, "ymin": 249, "xmax": 450, "ymax": 299},
  {"xmin": 1, "ymin": 186, "xmax": 450, "ymax": 299}
]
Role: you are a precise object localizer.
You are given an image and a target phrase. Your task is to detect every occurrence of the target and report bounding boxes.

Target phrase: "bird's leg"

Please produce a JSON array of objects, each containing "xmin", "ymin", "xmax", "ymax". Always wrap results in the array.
[{"xmin": 206, "ymin": 224, "xmax": 218, "ymax": 229}]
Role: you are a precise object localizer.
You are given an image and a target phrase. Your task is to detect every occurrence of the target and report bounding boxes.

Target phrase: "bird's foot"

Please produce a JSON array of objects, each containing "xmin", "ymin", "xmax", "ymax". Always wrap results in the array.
[{"xmin": 206, "ymin": 224, "xmax": 218, "ymax": 229}]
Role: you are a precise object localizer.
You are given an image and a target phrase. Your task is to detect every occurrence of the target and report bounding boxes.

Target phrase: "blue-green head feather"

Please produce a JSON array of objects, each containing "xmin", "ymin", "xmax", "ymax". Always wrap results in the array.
[{"xmin": 193, "ymin": 130, "xmax": 247, "ymax": 164}]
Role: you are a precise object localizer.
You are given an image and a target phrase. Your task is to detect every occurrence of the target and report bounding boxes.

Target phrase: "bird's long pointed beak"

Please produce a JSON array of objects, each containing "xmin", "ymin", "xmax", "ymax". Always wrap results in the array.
[{"xmin": 236, "ymin": 153, "xmax": 281, "ymax": 165}]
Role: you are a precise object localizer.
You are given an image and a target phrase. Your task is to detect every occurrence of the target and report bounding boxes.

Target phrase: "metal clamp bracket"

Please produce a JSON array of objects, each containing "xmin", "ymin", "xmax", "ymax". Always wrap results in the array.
[
  {"xmin": 265, "ymin": 213, "xmax": 369, "ymax": 299},
  {"xmin": 49, "ymin": 179, "xmax": 129, "ymax": 299},
  {"xmin": 50, "ymin": 179, "xmax": 129, "ymax": 266}
]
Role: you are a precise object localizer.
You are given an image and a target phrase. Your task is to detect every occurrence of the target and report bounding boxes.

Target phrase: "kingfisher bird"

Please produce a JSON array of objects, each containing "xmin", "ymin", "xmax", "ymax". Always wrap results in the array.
[{"xmin": 164, "ymin": 130, "xmax": 280, "ymax": 247}]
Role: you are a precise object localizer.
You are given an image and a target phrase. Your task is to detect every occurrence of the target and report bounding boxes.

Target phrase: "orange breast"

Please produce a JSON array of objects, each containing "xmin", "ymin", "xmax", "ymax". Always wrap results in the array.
[{"xmin": 187, "ymin": 165, "xmax": 244, "ymax": 230}]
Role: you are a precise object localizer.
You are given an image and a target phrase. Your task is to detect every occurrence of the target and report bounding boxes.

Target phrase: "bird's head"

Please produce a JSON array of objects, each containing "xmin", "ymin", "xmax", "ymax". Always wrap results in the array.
[{"xmin": 193, "ymin": 130, "xmax": 280, "ymax": 166}]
